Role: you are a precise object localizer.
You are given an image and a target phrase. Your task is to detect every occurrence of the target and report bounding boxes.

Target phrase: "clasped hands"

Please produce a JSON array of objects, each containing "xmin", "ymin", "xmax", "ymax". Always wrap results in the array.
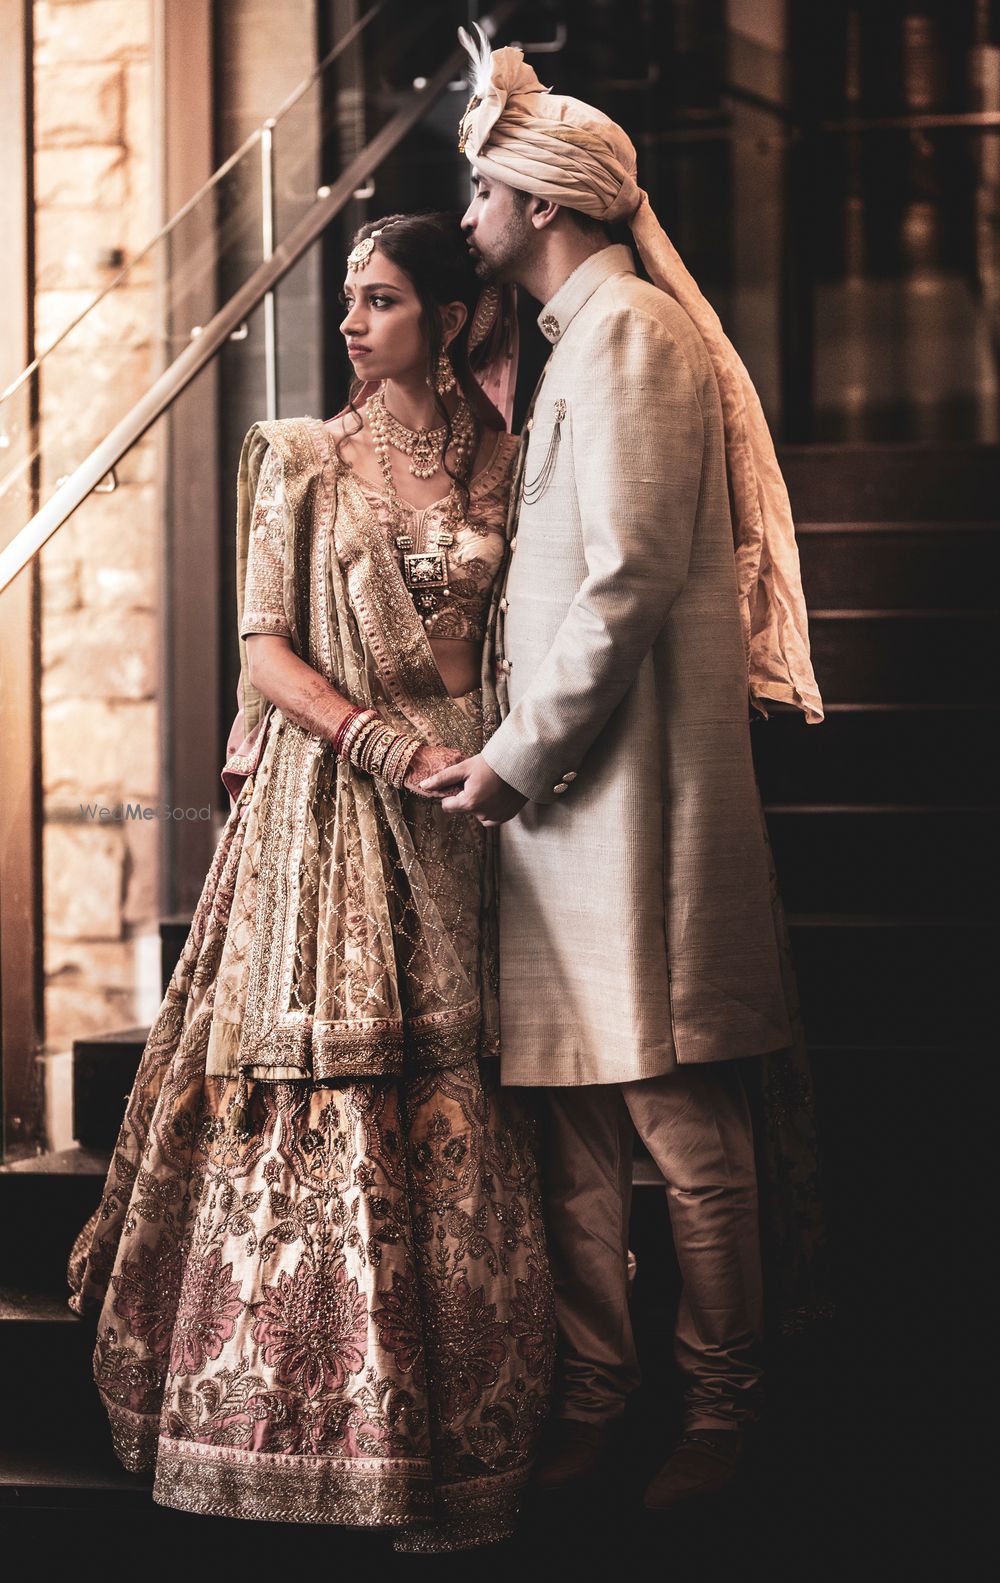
[{"xmin": 415, "ymin": 750, "xmax": 527, "ymax": 826}]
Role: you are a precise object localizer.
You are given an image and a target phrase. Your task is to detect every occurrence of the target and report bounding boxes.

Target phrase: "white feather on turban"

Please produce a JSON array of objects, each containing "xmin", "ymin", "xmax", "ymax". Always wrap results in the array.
[{"xmin": 458, "ymin": 30, "xmax": 823, "ymax": 724}]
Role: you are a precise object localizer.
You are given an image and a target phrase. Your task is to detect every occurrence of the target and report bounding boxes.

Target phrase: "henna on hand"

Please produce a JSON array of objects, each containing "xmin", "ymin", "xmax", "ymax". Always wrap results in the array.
[{"xmin": 404, "ymin": 743, "xmax": 468, "ymax": 798}]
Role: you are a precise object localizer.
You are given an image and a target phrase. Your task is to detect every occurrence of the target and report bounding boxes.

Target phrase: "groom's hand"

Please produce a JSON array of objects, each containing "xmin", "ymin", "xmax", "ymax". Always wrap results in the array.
[{"xmin": 420, "ymin": 754, "xmax": 528, "ymax": 825}]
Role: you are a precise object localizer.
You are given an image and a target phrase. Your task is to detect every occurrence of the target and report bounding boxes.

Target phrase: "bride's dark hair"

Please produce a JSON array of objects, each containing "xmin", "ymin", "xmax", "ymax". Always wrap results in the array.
[{"xmin": 336, "ymin": 210, "xmax": 504, "ymax": 505}]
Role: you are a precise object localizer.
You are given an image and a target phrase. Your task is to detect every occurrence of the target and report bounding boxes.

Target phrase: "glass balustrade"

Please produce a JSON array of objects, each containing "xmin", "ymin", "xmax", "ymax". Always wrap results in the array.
[{"xmin": 0, "ymin": 0, "xmax": 412, "ymax": 576}]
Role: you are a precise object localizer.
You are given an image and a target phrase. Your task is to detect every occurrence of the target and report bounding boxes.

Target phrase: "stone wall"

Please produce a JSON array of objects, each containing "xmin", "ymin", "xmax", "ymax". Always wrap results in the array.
[{"xmin": 33, "ymin": 0, "xmax": 162, "ymax": 1088}]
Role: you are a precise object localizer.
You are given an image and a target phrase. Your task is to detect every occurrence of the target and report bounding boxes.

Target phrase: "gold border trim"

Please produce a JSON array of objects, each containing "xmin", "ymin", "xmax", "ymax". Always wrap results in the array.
[
  {"xmin": 238, "ymin": 1001, "xmax": 483, "ymax": 1080},
  {"xmin": 151, "ymin": 1435, "xmax": 526, "ymax": 1550},
  {"xmin": 103, "ymin": 1397, "xmax": 159, "ymax": 1473},
  {"xmin": 153, "ymin": 1435, "xmax": 432, "ymax": 1526}
]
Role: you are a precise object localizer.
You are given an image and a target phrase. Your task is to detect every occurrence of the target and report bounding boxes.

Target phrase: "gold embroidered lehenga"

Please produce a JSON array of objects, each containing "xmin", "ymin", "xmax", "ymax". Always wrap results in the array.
[{"xmin": 66, "ymin": 415, "xmax": 555, "ymax": 1553}]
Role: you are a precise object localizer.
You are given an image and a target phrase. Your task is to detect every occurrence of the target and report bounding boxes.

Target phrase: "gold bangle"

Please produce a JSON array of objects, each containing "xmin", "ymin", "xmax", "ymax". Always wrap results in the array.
[
  {"xmin": 339, "ymin": 707, "xmax": 378, "ymax": 760},
  {"xmin": 386, "ymin": 734, "xmax": 423, "ymax": 789},
  {"xmin": 342, "ymin": 711, "xmax": 422, "ymax": 789},
  {"xmin": 380, "ymin": 733, "xmax": 410, "ymax": 787},
  {"xmin": 348, "ymin": 718, "xmax": 384, "ymax": 772},
  {"xmin": 365, "ymin": 728, "xmax": 396, "ymax": 776},
  {"xmin": 381, "ymin": 734, "xmax": 410, "ymax": 785}
]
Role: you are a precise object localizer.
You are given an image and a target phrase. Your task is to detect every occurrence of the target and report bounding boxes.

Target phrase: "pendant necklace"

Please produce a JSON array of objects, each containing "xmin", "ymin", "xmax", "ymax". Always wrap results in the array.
[
  {"xmin": 366, "ymin": 385, "xmax": 477, "ymax": 622},
  {"xmin": 368, "ymin": 388, "xmax": 450, "ymax": 479}
]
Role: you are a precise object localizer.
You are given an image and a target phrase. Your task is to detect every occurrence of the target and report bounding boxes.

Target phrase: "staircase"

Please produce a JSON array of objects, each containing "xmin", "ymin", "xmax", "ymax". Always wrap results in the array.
[
  {"xmin": 2, "ymin": 444, "xmax": 992, "ymax": 1525},
  {"xmin": 629, "ymin": 443, "xmax": 993, "ymax": 1463},
  {"xmin": 767, "ymin": 443, "xmax": 995, "ymax": 1066},
  {"xmin": 0, "ymin": 921, "xmax": 193, "ymax": 1510},
  {"xmin": 634, "ymin": 443, "xmax": 994, "ymax": 1193}
]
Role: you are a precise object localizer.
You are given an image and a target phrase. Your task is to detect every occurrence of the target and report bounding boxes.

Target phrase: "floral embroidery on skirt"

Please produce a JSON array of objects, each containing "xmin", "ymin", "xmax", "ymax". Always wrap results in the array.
[{"xmin": 67, "ymin": 783, "xmax": 555, "ymax": 1554}]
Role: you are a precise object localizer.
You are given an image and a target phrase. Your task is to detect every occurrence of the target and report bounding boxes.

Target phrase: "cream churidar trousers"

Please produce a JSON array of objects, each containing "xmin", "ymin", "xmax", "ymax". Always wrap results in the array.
[{"xmin": 541, "ymin": 1064, "xmax": 763, "ymax": 1431}]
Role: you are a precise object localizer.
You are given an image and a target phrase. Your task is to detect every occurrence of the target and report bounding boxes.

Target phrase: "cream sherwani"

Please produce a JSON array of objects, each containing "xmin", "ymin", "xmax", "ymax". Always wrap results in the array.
[
  {"xmin": 483, "ymin": 245, "xmax": 791, "ymax": 1088},
  {"xmin": 481, "ymin": 242, "xmax": 778, "ymax": 1431}
]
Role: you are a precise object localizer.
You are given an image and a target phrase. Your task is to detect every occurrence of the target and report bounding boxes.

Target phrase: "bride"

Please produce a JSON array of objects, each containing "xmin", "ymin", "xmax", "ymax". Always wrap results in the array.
[{"xmin": 67, "ymin": 211, "xmax": 554, "ymax": 1553}]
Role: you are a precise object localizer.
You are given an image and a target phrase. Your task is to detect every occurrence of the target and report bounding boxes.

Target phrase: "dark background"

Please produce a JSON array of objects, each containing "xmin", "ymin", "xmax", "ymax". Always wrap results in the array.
[{"xmin": 3, "ymin": 3, "xmax": 991, "ymax": 1575}]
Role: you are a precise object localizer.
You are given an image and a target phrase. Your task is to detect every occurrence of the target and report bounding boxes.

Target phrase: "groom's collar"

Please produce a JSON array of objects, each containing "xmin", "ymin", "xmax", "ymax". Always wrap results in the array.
[{"xmin": 536, "ymin": 244, "xmax": 636, "ymax": 345}]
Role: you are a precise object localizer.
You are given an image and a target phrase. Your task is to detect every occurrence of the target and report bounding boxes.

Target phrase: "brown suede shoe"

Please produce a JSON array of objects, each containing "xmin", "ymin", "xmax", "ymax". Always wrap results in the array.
[
  {"xmin": 532, "ymin": 1418, "xmax": 613, "ymax": 1494},
  {"xmin": 642, "ymin": 1429, "xmax": 744, "ymax": 1511}
]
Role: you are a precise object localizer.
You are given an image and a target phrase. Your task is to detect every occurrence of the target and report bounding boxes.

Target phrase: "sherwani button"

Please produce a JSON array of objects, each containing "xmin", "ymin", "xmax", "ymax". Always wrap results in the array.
[
  {"xmin": 553, "ymin": 782, "xmax": 568, "ymax": 794},
  {"xmin": 562, "ymin": 771, "xmax": 577, "ymax": 781},
  {"xmin": 509, "ymin": 536, "xmax": 518, "ymax": 550},
  {"xmin": 499, "ymin": 597, "xmax": 509, "ymax": 612},
  {"xmin": 500, "ymin": 659, "xmax": 512, "ymax": 674}
]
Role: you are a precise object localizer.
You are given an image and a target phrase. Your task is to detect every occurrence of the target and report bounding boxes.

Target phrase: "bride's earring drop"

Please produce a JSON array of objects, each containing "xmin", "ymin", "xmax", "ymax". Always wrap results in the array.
[{"xmin": 433, "ymin": 349, "xmax": 457, "ymax": 395}]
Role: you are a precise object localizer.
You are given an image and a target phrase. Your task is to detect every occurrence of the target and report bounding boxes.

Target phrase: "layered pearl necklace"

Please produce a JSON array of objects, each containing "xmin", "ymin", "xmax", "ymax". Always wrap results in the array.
[{"xmin": 367, "ymin": 385, "xmax": 475, "ymax": 480}]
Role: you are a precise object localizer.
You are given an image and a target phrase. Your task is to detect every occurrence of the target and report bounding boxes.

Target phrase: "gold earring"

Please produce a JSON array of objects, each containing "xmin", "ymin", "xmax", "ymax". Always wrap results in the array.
[{"xmin": 433, "ymin": 349, "xmax": 457, "ymax": 395}]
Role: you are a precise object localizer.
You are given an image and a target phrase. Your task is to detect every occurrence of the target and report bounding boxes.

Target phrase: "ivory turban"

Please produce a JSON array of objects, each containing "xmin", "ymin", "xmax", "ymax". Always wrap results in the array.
[{"xmin": 458, "ymin": 30, "xmax": 823, "ymax": 725}]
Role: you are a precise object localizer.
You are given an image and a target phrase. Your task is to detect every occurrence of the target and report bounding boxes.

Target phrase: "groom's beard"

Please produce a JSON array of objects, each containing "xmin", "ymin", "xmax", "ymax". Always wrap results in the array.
[
  {"xmin": 471, "ymin": 251, "xmax": 498, "ymax": 282},
  {"xmin": 467, "ymin": 212, "xmax": 533, "ymax": 285}
]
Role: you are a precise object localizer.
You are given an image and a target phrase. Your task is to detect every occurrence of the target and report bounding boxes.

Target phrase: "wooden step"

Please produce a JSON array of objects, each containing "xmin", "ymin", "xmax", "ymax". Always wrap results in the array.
[
  {"xmin": 788, "ymin": 918, "xmax": 992, "ymax": 1045},
  {"xmin": 0, "ymin": 1287, "xmax": 80, "ymax": 1323},
  {"xmin": 0, "ymin": 1296, "xmax": 154, "ymax": 1508},
  {"xmin": 765, "ymin": 809, "xmax": 995, "ymax": 917},
  {"xmin": 0, "ymin": 1281, "xmax": 119, "ymax": 1470},
  {"xmin": 752, "ymin": 707, "xmax": 996, "ymax": 805},
  {"xmin": 0, "ymin": 1147, "xmax": 108, "ymax": 1292},
  {"xmin": 779, "ymin": 444, "xmax": 1000, "ymax": 522},
  {"xmin": 159, "ymin": 916, "xmax": 189, "ymax": 995},
  {"xmin": 72, "ymin": 1028, "xmax": 148, "ymax": 1150},
  {"xmin": 0, "ymin": 1443, "xmax": 152, "ymax": 1508},
  {"xmin": 807, "ymin": 612, "xmax": 991, "ymax": 705},
  {"xmin": 796, "ymin": 523, "xmax": 999, "ymax": 611}
]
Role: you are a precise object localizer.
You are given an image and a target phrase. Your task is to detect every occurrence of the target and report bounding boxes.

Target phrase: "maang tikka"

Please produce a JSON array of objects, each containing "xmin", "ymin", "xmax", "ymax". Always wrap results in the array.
[{"xmin": 345, "ymin": 217, "xmax": 405, "ymax": 272}]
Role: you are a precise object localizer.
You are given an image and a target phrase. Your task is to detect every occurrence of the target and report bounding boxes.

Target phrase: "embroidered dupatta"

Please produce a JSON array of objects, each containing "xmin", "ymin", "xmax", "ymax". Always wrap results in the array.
[{"xmin": 206, "ymin": 417, "xmax": 500, "ymax": 1082}]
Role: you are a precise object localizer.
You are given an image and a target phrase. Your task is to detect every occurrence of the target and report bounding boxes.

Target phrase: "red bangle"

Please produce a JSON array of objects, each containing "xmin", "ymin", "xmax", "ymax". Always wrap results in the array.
[{"xmin": 331, "ymin": 706, "xmax": 362, "ymax": 756}]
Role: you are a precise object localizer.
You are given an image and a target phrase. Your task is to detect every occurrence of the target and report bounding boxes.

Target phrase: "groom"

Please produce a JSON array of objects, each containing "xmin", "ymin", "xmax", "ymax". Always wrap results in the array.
[{"xmin": 423, "ymin": 39, "xmax": 821, "ymax": 1508}]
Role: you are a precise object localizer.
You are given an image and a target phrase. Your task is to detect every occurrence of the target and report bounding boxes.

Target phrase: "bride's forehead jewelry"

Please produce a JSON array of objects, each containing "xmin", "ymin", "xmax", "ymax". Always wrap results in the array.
[{"xmin": 346, "ymin": 218, "xmax": 404, "ymax": 272}]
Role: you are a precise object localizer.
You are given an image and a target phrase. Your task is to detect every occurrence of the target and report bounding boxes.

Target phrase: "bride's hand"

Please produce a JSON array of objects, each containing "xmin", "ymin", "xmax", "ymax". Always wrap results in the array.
[{"xmin": 404, "ymin": 743, "xmax": 468, "ymax": 798}]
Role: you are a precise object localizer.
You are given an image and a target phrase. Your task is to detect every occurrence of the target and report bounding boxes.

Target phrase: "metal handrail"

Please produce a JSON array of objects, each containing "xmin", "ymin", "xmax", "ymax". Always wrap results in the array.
[
  {"xmin": 819, "ymin": 110, "xmax": 1000, "ymax": 133},
  {"xmin": 1, "ymin": 0, "xmax": 388, "ymax": 404},
  {"xmin": 0, "ymin": 4, "xmax": 516, "ymax": 594}
]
